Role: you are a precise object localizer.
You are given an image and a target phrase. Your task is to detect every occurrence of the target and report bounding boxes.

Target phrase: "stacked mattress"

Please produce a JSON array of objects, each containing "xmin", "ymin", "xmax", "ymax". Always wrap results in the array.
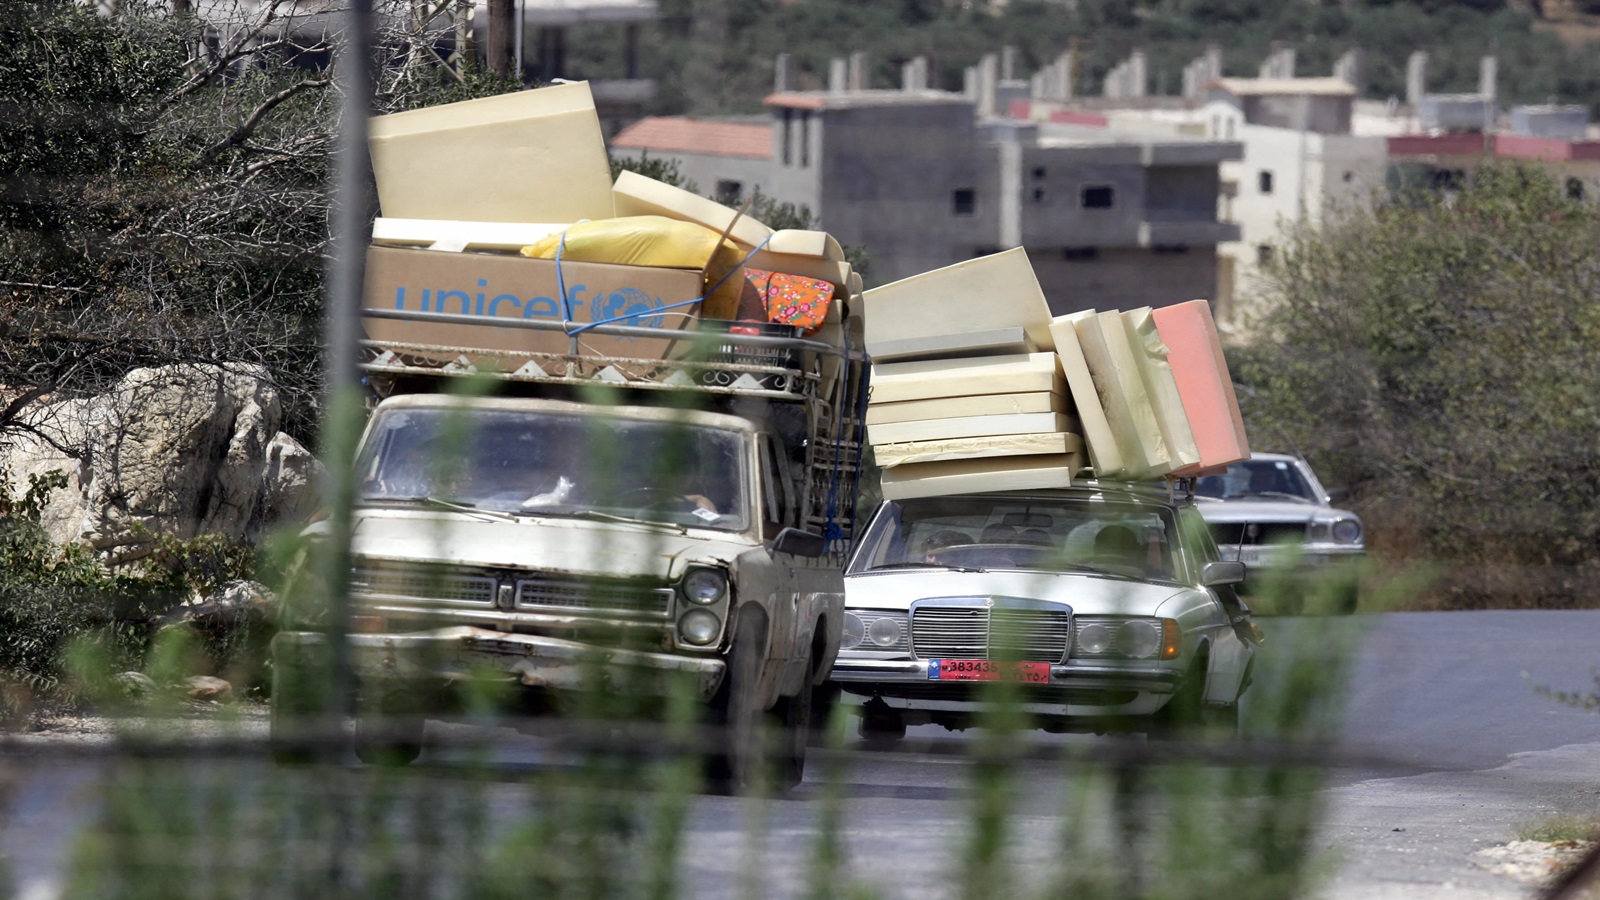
[{"xmin": 861, "ymin": 248, "xmax": 1248, "ymax": 500}]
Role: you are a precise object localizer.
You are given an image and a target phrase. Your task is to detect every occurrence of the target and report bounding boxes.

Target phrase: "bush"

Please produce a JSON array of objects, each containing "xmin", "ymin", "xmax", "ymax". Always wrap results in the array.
[{"xmin": 1237, "ymin": 164, "xmax": 1600, "ymax": 608}]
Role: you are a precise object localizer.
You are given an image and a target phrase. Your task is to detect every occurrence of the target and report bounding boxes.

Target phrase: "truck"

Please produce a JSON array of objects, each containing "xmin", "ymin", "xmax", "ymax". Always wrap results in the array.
[{"xmin": 270, "ymin": 309, "xmax": 868, "ymax": 791}]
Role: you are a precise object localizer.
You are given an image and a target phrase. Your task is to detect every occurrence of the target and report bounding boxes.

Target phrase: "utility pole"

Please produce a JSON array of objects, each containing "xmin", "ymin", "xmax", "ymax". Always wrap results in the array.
[{"xmin": 487, "ymin": 0, "xmax": 515, "ymax": 78}]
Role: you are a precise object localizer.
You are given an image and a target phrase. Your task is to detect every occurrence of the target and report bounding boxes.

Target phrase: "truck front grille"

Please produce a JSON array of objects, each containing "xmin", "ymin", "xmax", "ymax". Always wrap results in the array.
[
  {"xmin": 515, "ymin": 578, "xmax": 674, "ymax": 618},
  {"xmin": 351, "ymin": 568, "xmax": 496, "ymax": 607},
  {"xmin": 911, "ymin": 603, "xmax": 1071, "ymax": 663}
]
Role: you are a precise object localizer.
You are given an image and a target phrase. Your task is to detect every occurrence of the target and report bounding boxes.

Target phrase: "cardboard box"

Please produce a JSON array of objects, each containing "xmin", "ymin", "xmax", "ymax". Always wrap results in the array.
[
  {"xmin": 368, "ymin": 82, "xmax": 615, "ymax": 224},
  {"xmin": 361, "ymin": 245, "xmax": 705, "ymax": 362}
]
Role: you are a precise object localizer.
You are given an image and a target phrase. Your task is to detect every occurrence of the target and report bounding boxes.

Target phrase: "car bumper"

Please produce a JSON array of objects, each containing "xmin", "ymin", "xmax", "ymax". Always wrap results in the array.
[
  {"xmin": 273, "ymin": 627, "xmax": 726, "ymax": 700},
  {"xmin": 828, "ymin": 657, "xmax": 1181, "ymax": 717},
  {"xmin": 1221, "ymin": 544, "xmax": 1364, "ymax": 572}
]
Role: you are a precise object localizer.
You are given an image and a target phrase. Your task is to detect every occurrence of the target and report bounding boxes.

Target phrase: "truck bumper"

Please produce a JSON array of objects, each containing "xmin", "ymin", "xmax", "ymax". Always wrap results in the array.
[{"xmin": 274, "ymin": 627, "xmax": 726, "ymax": 701}]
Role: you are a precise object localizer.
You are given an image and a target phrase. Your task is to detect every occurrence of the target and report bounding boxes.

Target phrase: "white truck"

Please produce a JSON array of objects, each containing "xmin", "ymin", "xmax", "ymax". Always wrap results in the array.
[{"xmin": 271, "ymin": 312, "xmax": 867, "ymax": 790}]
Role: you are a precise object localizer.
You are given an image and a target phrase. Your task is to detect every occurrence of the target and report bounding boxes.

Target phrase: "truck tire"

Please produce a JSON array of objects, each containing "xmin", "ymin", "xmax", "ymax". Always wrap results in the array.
[
  {"xmin": 354, "ymin": 713, "xmax": 426, "ymax": 766},
  {"xmin": 268, "ymin": 641, "xmax": 341, "ymax": 765},
  {"xmin": 771, "ymin": 647, "xmax": 816, "ymax": 791},
  {"xmin": 705, "ymin": 612, "xmax": 765, "ymax": 794}
]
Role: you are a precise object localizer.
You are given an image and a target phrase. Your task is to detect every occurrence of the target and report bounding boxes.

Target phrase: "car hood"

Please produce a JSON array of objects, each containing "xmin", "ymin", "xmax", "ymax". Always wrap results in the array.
[
  {"xmin": 844, "ymin": 568, "xmax": 1193, "ymax": 616},
  {"xmin": 1195, "ymin": 498, "xmax": 1337, "ymax": 525},
  {"xmin": 347, "ymin": 509, "xmax": 753, "ymax": 581}
]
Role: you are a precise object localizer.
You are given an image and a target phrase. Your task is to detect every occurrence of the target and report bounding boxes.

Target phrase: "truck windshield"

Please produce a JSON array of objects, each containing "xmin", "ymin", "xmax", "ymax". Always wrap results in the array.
[
  {"xmin": 848, "ymin": 496, "xmax": 1179, "ymax": 582},
  {"xmin": 354, "ymin": 407, "xmax": 751, "ymax": 532}
]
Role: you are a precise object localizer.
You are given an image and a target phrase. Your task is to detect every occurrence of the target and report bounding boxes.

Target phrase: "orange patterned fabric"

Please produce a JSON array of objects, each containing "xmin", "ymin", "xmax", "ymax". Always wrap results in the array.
[{"xmin": 739, "ymin": 267, "xmax": 834, "ymax": 333}]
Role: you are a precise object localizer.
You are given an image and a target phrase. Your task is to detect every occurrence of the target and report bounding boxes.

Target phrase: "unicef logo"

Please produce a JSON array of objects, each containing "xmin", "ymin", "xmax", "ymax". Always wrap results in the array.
[{"xmin": 591, "ymin": 288, "xmax": 665, "ymax": 332}]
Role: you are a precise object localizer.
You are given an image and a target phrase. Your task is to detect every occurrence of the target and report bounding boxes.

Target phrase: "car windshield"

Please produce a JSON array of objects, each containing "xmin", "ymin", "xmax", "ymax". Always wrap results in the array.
[
  {"xmin": 1194, "ymin": 459, "xmax": 1317, "ymax": 502},
  {"xmin": 354, "ymin": 407, "xmax": 751, "ymax": 531},
  {"xmin": 849, "ymin": 496, "xmax": 1180, "ymax": 582}
]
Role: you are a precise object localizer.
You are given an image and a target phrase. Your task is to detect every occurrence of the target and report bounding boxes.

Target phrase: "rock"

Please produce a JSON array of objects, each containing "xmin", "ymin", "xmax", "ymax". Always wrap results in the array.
[
  {"xmin": 114, "ymin": 672, "xmax": 158, "ymax": 704},
  {"xmin": 183, "ymin": 676, "xmax": 234, "ymax": 702},
  {"xmin": 0, "ymin": 364, "xmax": 325, "ymax": 559}
]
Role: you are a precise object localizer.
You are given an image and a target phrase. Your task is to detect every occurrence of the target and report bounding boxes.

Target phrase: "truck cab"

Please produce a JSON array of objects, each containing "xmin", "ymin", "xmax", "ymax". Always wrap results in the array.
[{"xmin": 272, "ymin": 324, "xmax": 866, "ymax": 791}]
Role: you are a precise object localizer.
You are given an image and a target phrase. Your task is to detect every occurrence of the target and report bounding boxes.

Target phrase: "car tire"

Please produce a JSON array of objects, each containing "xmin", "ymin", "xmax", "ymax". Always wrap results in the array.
[
  {"xmin": 859, "ymin": 703, "xmax": 906, "ymax": 750},
  {"xmin": 1151, "ymin": 656, "xmax": 1237, "ymax": 740}
]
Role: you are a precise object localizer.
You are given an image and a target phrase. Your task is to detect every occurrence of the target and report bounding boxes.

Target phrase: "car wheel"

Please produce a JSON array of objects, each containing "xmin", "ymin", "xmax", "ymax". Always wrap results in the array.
[
  {"xmin": 1152, "ymin": 656, "xmax": 1237, "ymax": 740},
  {"xmin": 859, "ymin": 702, "xmax": 905, "ymax": 750}
]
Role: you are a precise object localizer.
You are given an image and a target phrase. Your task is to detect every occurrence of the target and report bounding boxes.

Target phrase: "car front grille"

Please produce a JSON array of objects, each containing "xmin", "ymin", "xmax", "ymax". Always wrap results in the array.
[
  {"xmin": 351, "ymin": 568, "xmax": 497, "ymax": 607},
  {"xmin": 910, "ymin": 603, "xmax": 1071, "ymax": 663},
  {"xmin": 1208, "ymin": 522, "xmax": 1308, "ymax": 546},
  {"xmin": 515, "ymin": 578, "xmax": 674, "ymax": 618}
]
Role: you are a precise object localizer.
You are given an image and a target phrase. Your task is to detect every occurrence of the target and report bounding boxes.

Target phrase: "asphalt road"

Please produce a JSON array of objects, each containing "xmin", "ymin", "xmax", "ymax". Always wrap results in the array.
[{"xmin": 3, "ymin": 610, "xmax": 1598, "ymax": 899}]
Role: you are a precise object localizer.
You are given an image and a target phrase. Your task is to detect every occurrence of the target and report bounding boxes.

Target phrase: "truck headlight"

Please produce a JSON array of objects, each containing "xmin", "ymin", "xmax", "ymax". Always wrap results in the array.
[
  {"xmin": 679, "ymin": 609, "xmax": 721, "ymax": 645},
  {"xmin": 682, "ymin": 569, "xmax": 727, "ymax": 605}
]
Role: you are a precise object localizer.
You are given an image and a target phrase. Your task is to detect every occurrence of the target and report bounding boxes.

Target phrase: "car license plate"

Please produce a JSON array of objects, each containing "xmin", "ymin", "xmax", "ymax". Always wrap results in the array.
[
  {"xmin": 1238, "ymin": 548, "xmax": 1263, "ymax": 566},
  {"xmin": 927, "ymin": 659, "xmax": 1052, "ymax": 683}
]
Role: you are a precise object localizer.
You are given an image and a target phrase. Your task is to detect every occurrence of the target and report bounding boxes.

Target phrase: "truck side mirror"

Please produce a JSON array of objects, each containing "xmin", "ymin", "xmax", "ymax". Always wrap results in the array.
[
  {"xmin": 772, "ymin": 527, "xmax": 827, "ymax": 557},
  {"xmin": 1202, "ymin": 560, "xmax": 1247, "ymax": 587}
]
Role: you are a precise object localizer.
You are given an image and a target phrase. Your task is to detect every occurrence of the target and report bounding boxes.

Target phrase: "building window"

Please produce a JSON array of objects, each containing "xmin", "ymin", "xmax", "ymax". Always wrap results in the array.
[
  {"xmin": 780, "ymin": 109, "xmax": 793, "ymax": 166},
  {"xmin": 952, "ymin": 188, "xmax": 976, "ymax": 216},
  {"xmin": 1153, "ymin": 245, "xmax": 1189, "ymax": 255},
  {"xmin": 1081, "ymin": 185, "xmax": 1114, "ymax": 209},
  {"xmin": 1257, "ymin": 243, "xmax": 1274, "ymax": 264},
  {"xmin": 1061, "ymin": 247, "xmax": 1099, "ymax": 261},
  {"xmin": 1342, "ymin": 170, "xmax": 1354, "ymax": 183},
  {"xmin": 1033, "ymin": 167, "xmax": 1047, "ymax": 179},
  {"xmin": 1258, "ymin": 170, "xmax": 1274, "ymax": 194},
  {"xmin": 1568, "ymin": 177, "xmax": 1585, "ymax": 201},
  {"xmin": 799, "ymin": 111, "xmax": 811, "ymax": 168},
  {"xmin": 1032, "ymin": 188, "xmax": 1046, "ymax": 203},
  {"xmin": 1225, "ymin": 118, "xmax": 1235, "ymax": 139},
  {"xmin": 715, "ymin": 180, "xmax": 744, "ymax": 205}
]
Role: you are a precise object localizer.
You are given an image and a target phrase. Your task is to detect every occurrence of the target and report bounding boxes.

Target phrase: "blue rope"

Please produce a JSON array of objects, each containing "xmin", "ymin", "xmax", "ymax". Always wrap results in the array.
[{"xmin": 560, "ymin": 234, "xmax": 775, "ymax": 337}]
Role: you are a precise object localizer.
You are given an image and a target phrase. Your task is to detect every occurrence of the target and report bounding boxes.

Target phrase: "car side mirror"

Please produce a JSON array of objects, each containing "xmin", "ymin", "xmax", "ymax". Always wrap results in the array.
[
  {"xmin": 772, "ymin": 527, "xmax": 827, "ymax": 557},
  {"xmin": 1202, "ymin": 560, "xmax": 1247, "ymax": 587},
  {"xmin": 1326, "ymin": 487, "xmax": 1350, "ymax": 504}
]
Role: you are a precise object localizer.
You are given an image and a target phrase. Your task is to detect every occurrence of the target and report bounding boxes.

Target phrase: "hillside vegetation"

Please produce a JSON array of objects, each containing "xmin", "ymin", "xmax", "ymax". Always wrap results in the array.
[{"xmin": 555, "ymin": 0, "xmax": 1600, "ymax": 117}]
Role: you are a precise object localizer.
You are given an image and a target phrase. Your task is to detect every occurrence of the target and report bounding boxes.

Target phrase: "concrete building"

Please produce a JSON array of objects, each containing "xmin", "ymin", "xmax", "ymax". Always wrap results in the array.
[
  {"xmin": 1201, "ymin": 78, "xmax": 1389, "ymax": 322},
  {"xmin": 611, "ymin": 79, "xmax": 1242, "ymax": 315}
]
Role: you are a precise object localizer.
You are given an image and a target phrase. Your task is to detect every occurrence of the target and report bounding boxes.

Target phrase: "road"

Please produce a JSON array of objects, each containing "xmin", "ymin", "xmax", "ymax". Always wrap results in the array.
[{"xmin": 3, "ymin": 610, "xmax": 1598, "ymax": 898}]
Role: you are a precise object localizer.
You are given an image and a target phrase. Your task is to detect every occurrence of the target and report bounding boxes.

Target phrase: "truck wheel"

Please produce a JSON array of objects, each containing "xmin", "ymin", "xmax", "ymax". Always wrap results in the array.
[
  {"xmin": 771, "ymin": 649, "xmax": 816, "ymax": 791},
  {"xmin": 354, "ymin": 713, "xmax": 426, "ymax": 766},
  {"xmin": 268, "ymin": 642, "xmax": 341, "ymax": 765},
  {"xmin": 706, "ymin": 613, "xmax": 764, "ymax": 794}
]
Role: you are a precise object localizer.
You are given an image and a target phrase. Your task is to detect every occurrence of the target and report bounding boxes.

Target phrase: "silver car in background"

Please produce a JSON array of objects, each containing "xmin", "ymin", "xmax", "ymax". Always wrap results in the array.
[{"xmin": 1194, "ymin": 452, "xmax": 1365, "ymax": 613}]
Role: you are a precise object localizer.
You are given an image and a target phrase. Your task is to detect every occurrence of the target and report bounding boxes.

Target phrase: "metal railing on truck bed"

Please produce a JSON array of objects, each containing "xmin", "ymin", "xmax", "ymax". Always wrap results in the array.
[{"xmin": 357, "ymin": 309, "xmax": 870, "ymax": 557}]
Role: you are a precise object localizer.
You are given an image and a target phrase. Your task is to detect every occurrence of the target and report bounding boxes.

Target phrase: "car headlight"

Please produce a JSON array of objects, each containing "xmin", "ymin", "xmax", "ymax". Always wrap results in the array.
[
  {"xmin": 1074, "ymin": 617, "xmax": 1181, "ymax": 660},
  {"xmin": 867, "ymin": 616, "xmax": 902, "ymax": 648},
  {"xmin": 841, "ymin": 610, "xmax": 908, "ymax": 652},
  {"xmin": 1331, "ymin": 518, "xmax": 1362, "ymax": 544},
  {"xmin": 678, "ymin": 609, "xmax": 721, "ymax": 645},
  {"xmin": 681, "ymin": 568, "xmax": 727, "ymax": 605},
  {"xmin": 842, "ymin": 612, "xmax": 865, "ymax": 650}
]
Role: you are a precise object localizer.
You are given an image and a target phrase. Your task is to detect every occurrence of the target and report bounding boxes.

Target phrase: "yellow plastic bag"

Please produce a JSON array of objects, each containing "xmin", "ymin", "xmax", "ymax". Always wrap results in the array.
[{"xmin": 522, "ymin": 215, "xmax": 746, "ymax": 319}]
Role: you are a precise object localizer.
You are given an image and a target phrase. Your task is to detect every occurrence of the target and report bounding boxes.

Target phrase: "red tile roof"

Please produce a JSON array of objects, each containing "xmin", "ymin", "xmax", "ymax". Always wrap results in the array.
[{"xmin": 611, "ymin": 117, "xmax": 772, "ymax": 160}]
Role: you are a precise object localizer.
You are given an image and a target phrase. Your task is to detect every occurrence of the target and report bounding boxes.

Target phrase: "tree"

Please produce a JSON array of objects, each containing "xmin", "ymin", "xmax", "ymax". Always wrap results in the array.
[
  {"xmin": 1235, "ymin": 164, "xmax": 1600, "ymax": 608},
  {"xmin": 0, "ymin": 0, "xmax": 518, "ymax": 451}
]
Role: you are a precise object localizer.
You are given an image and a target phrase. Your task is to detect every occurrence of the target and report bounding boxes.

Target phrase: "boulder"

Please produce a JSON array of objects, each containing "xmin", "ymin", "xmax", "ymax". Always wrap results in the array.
[{"xmin": 0, "ymin": 364, "xmax": 325, "ymax": 560}]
